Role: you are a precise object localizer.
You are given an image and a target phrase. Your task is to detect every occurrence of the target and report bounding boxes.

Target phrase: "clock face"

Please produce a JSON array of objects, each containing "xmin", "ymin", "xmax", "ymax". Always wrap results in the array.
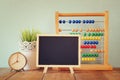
[{"xmin": 8, "ymin": 52, "xmax": 27, "ymax": 70}]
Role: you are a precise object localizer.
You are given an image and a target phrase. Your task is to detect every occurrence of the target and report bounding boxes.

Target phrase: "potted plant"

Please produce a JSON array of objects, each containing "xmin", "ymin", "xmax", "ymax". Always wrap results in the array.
[{"xmin": 19, "ymin": 28, "xmax": 40, "ymax": 70}]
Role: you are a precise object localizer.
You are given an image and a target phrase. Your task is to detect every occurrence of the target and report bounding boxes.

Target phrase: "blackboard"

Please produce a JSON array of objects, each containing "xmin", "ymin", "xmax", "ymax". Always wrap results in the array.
[{"xmin": 36, "ymin": 35, "xmax": 80, "ymax": 67}]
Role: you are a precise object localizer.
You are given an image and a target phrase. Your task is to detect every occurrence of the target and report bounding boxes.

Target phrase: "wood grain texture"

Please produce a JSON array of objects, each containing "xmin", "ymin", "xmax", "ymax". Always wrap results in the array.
[
  {"xmin": 0, "ymin": 68, "xmax": 16, "ymax": 80},
  {"xmin": 44, "ymin": 72, "xmax": 74, "ymax": 80},
  {"xmin": 75, "ymin": 71, "xmax": 108, "ymax": 80},
  {"xmin": 0, "ymin": 68, "xmax": 120, "ymax": 80},
  {"xmin": 7, "ymin": 70, "xmax": 43, "ymax": 80},
  {"xmin": 0, "ymin": 68, "xmax": 11, "ymax": 76}
]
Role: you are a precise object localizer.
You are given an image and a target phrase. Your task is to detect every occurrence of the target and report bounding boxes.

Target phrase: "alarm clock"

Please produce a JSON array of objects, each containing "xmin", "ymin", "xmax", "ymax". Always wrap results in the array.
[{"xmin": 8, "ymin": 52, "xmax": 27, "ymax": 71}]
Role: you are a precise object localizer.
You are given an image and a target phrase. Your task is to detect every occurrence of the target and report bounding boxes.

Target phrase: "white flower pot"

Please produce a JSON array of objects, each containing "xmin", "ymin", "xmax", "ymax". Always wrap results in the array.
[{"xmin": 19, "ymin": 41, "xmax": 38, "ymax": 70}]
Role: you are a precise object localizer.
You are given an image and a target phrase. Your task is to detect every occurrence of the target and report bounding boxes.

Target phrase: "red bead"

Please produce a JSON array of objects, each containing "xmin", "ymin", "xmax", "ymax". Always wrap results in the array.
[
  {"xmin": 93, "ymin": 45, "xmax": 96, "ymax": 48},
  {"xmin": 87, "ymin": 45, "xmax": 90, "ymax": 48},
  {"xmin": 84, "ymin": 45, "xmax": 87, "ymax": 48}
]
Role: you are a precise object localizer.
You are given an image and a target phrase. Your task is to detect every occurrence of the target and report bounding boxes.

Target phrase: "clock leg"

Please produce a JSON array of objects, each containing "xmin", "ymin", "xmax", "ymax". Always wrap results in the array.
[{"xmin": 10, "ymin": 69, "xmax": 13, "ymax": 72}]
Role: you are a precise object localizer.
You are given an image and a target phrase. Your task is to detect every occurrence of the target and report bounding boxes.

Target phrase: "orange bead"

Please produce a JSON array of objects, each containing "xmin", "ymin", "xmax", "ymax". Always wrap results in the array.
[
  {"xmin": 95, "ymin": 28, "xmax": 97, "ymax": 32},
  {"xmin": 72, "ymin": 29, "xmax": 75, "ymax": 32},
  {"xmin": 89, "ymin": 28, "xmax": 92, "ymax": 32},
  {"xmin": 101, "ymin": 50, "xmax": 104, "ymax": 53},
  {"xmin": 101, "ymin": 28, "xmax": 104, "ymax": 32},
  {"xmin": 80, "ymin": 28, "xmax": 82, "ymax": 32},
  {"xmin": 97, "ymin": 49, "xmax": 100, "ymax": 53},
  {"xmin": 59, "ymin": 28, "xmax": 62, "ymax": 32},
  {"xmin": 80, "ymin": 49, "xmax": 82, "ymax": 53},
  {"xmin": 92, "ymin": 28, "xmax": 95, "ymax": 32},
  {"xmin": 86, "ymin": 28, "xmax": 89, "ymax": 32},
  {"xmin": 94, "ymin": 49, "xmax": 97, "ymax": 52},
  {"xmin": 97, "ymin": 28, "xmax": 100, "ymax": 32},
  {"xmin": 90, "ymin": 49, "xmax": 94, "ymax": 52},
  {"xmin": 75, "ymin": 28, "xmax": 78, "ymax": 32}
]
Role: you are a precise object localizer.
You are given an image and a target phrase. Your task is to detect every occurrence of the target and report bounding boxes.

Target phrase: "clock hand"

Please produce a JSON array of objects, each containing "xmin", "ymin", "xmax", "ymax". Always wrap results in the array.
[
  {"xmin": 17, "ymin": 53, "xmax": 19, "ymax": 62},
  {"xmin": 11, "ymin": 61, "xmax": 18, "ymax": 65}
]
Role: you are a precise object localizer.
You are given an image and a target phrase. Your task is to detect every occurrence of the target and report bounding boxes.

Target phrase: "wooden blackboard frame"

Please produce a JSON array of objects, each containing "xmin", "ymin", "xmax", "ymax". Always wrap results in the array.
[{"xmin": 36, "ymin": 34, "xmax": 81, "ymax": 67}]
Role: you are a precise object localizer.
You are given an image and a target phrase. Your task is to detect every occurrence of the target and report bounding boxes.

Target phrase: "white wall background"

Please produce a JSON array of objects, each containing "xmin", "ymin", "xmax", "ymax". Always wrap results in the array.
[{"xmin": 0, "ymin": 0, "xmax": 120, "ymax": 67}]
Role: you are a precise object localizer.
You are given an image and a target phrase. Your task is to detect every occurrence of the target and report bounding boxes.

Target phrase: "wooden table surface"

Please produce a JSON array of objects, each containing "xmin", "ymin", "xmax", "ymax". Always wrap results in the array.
[{"xmin": 0, "ymin": 68, "xmax": 120, "ymax": 80}]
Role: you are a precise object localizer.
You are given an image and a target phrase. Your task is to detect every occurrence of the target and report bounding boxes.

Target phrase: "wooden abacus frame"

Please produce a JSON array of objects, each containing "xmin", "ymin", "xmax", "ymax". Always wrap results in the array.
[{"xmin": 55, "ymin": 11, "xmax": 112, "ymax": 70}]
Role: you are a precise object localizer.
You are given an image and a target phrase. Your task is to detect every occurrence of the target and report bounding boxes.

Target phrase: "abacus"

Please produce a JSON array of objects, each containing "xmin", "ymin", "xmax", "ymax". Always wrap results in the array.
[{"xmin": 55, "ymin": 11, "xmax": 112, "ymax": 70}]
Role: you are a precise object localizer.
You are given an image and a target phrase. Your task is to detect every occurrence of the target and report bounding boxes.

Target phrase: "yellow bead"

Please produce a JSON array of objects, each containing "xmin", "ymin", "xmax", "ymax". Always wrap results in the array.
[
  {"xmin": 92, "ymin": 37, "xmax": 95, "ymax": 40},
  {"xmin": 95, "ymin": 37, "xmax": 97, "ymax": 40},
  {"xmin": 84, "ymin": 37, "xmax": 86, "ymax": 40},
  {"xmin": 90, "ymin": 58, "xmax": 93, "ymax": 61},
  {"xmin": 98, "ymin": 37, "xmax": 101, "ymax": 40},
  {"xmin": 90, "ymin": 37, "xmax": 92, "ymax": 40},
  {"xmin": 93, "ymin": 58, "xmax": 96, "ymax": 61},
  {"xmin": 82, "ymin": 58, "xmax": 84, "ymax": 61},
  {"xmin": 87, "ymin": 58, "xmax": 90, "ymax": 61},
  {"xmin": 84, "ymin": 58, "xmax": 87, "ymax": 61},
  {"xmin": 81, "ymin": 37, "xmax": 84, "ymax": 40},
  {"xmin": 87, "ymin": 37, "xmax": 90, "ymax": 40}
]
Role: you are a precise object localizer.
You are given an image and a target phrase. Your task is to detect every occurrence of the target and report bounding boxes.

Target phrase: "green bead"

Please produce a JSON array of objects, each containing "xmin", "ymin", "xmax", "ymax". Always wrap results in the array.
[
  {"xmin": 96, "ymin": 54, "xmax": 99, "ymax": 57},
  {"xmin": 88, "ymin": 33, "xmax": 91, "ymax": 36},
  {"xmin": 90, "ymin": 54, "xmax": 92, "ymax": 57},
  {"xmin": 83, "ymin": 54, "xmax": 86, "ymax": 57},
  {"xmin": 92, "ymin": 54, "xmax": 95, "ymax": 57},
  {"xmin": 86, "ymin": 54, "xmax": 88, "ymax": 57},
  {"xmin": 92, "ymin": 33, "xmax": 95, "ymax": 36},
  {"xmin": 72, "ymin": 32, "xmax": 75, "ymax": 35},
  {"xmin": 84, "ymin": 33, "xmax": 87, "ymax": 36},
  {"xmin": 98, "ymin": 33, "xmax": 101, "ymax": 36},
  {"xmin": 89, "ymin": 54, "xmax": 92, "ymax": 57},
  {"xmin": 96, "ymin": 33, "xmax": 99, "ymax": 36},
  {"xmin": 94, "ymin": 54, "xmax": 97, "ymax": 57},
  {"xmin": 82, "ymin": 54, "xmax": 85, "ymax": 57},
  {"xmin": 101, "ymin": 33, "xmax": 104, "ymax": 36}
]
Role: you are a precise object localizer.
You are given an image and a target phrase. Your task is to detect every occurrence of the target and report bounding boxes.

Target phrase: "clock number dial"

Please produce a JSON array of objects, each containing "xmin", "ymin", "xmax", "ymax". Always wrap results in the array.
[{"xmin": 8, "ymin": 52, "xmax": 27, "ymax": 71}]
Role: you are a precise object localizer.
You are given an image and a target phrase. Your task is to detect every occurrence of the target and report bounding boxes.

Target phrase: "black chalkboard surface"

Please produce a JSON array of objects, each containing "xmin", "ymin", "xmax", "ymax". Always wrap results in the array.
[{"xmin": 36, "ymin": 35, "xmax": 80, "ymax": 67}]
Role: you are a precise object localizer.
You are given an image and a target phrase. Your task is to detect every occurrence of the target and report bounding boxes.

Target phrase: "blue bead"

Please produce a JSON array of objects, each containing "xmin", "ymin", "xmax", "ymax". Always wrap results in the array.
[
  {"xmin": 90, "ymin": 41, "xmax": 93, "ymax": 44},
  {"xmin": 78, "ymin": 20, "xmax": 81, "ymax": 23},
  {"xmin": 96, "ymin": 41, "xmax": 99, "ymax": 44},
  {"xmin": 63, "ymin": 20, "xmax": 66, "ymax": 24},
  {"xmin": 91, "ymin": 20, "xmax": 95, "ymax": 23},
  {"xmin": 87, "ymin": 41, "xmax": 89, "ymax": 44},
  {"xmin": 89, "ymin": 20, "xmax": 91, "ymax": 23},
  {"xmin": 93, "ymin": 41, "xmax": 96, "ymax": 44},
  {"xmin": 84, "ymin": 41, "xmax": 87, "ymax": 44},
  {"xmin": 76, "ymin": 20, "xmax": 79, "ymax": 23},
  {"xmin": 68, "ymin": 20, "xmax": 72, "ymax": 24},
  {"xmin": 83, "ymin": 20, "xmax": 86, "ymax": 24},
  {"xmin": 73, "ymin": 20, "xmax": 76, "ymax": 24},
  {"xmin": 86, "ymin": 20, "xmax": 89, "ymax": 23},
  {"xmin": 59, "ymin": 20, "xmax": 62, "ymax": 24}
]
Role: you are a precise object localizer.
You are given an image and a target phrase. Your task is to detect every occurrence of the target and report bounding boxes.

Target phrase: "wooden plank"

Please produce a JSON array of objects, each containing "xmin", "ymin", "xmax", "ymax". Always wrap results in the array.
[
  {"xmin": 75, "ymin": 71, "xmax": 108, "ymax": 80},
  {"xmin": 104, "ymin": 11, "xmax": 109, "ymax": 65},
  {"xmin": 103, "ymin": 70, "xmax": 120, "ymax": 80},
  {"xmin": 7, "ymin": 70, "xmax": 43, "ymax": 80},
  {"xmin": 55, "ymin": 11, "xmax": 59, "ymax": 34},
  {"xmin": 58, "ymin": 13, "xmax": 105, "ymax": 16},
  {"xmin": 44, "ymin": 71, "xmax": 75, "ymax": 80},
  {"xmin": 0, "ymin": 68, "xmax": 11, "ymax": 76},
  {"xmin": 0, "ymin": 68, "xmax": 120, "ymax": 80},
  {"xmin": 74, "ymin": 64, "xmax": 112, "ymax": 70},
  {"xmin": 0, "ymin": 71, "xmax": 17, "ymax": 80}
]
